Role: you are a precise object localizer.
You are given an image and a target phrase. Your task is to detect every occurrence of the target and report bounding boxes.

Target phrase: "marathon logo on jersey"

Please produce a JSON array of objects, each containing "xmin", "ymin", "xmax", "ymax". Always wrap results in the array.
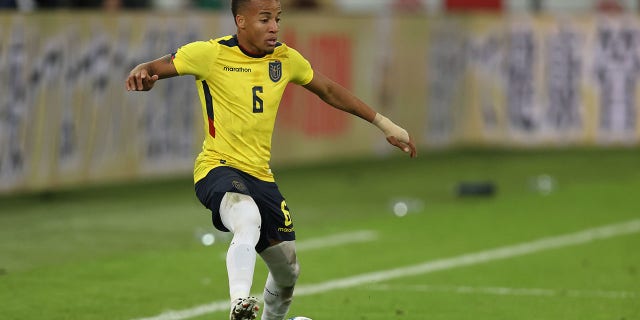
[
  {"xmin": 223, "ymin": 66, "xmax": 252, "ymax": 73},
  {"xmin": 269, "ymin": 60, "xmax": 282, "ymax": 82}
]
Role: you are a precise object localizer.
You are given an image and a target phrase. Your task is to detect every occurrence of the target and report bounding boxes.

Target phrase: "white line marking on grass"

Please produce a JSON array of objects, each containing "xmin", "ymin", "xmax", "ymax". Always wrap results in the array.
[
  {"xmin": 219, "ymin": 230, "xmax": 379, "ymax": 259},
  {"xmin": 132, "ymin": 219, "xmax": 640, "ymax": 320},
  {"xmin": 295, "ymin": 230, "xmax": 378, "ymax": 251},
  {"xmin": 366, "ymin": 284, "xmax": 639, "ymax": 299}
]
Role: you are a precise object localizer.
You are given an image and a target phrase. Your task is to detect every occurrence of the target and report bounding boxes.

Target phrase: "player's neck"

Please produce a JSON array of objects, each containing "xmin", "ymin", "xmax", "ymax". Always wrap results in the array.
[{"xmin": 235, "ymin": 34, "xmax": 267, "ymax": 58}]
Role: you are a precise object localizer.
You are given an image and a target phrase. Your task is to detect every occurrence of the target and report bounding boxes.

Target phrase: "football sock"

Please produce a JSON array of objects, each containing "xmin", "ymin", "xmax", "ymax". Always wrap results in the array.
[
  {"xmin": 259, "ymin": 241, "xmax": 299, "ymax": 320},
  {"xmin": 220, "ymin": 192, "xmax": 262, "ymax": 302}
]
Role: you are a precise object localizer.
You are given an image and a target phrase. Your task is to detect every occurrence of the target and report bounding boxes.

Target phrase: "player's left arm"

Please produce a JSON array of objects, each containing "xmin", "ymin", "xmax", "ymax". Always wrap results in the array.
[{"xmin": 303, "ymin": 71, "xmax": 417, "ymax": 158}]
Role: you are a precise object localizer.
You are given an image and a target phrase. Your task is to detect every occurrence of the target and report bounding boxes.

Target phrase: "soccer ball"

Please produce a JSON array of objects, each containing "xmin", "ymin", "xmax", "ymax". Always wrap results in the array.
[{"xmin": 287, "ymin": 317, "xmax": 312, "ymax": 320}]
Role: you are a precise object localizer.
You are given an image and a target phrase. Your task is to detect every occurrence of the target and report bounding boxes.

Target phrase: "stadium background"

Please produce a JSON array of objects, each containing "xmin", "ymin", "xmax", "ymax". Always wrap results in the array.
[
  {"xmin": 2, "ymin": 0, "xmax": 640, "ymax": 194},
  {"xmin": 0, "ymin": 1, "xmax": 639, "ymax": 320}
]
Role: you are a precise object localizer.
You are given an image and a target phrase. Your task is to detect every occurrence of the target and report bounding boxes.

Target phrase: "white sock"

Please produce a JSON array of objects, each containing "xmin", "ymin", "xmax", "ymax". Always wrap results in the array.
[
  {"xmin": 262, "ymin": 274, "xmax": 295, "ymax": 320},
  {"xmin": 226, "ymin": 242, "xmax": 256, "ymax": 302},
  {"xmin": 220, "ymin": 192, "xmax": 262, "ymax": 302},
  {"xmin": 259, "ymin": 242, "xmax": 299, "ymax": 320}
]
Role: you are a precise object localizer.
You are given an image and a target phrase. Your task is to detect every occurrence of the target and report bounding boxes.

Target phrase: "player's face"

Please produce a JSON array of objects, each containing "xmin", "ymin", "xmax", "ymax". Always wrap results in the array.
[{"xmin": 238, "ymin": 0, "xmax": 281, "ymax": 55}]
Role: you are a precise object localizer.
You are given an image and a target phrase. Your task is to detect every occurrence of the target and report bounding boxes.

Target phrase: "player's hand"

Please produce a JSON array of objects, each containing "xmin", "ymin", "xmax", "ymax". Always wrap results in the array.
[
  {"xmin": 386, "ymin": 135, "xmax": 417, "ymax": 158},
  {"xmin": 126, "ymin": 68, "xmax": 159, "ymax": 91},
  {"xmin": 373, "ymin": 113, "xmax": 417, "ymax": 158}
]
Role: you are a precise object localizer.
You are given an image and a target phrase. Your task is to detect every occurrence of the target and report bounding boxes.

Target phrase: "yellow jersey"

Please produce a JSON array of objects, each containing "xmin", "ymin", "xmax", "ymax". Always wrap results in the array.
[{"xmin": 172, "ymin": 35, "xmax": 314, "ymax": 183}]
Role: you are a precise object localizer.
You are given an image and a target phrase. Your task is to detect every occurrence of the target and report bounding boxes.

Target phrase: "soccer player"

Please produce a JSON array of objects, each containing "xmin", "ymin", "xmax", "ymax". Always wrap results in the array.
[{"xmin": 125, "ymin": 0, "xmax": 416, "ymax": 319}]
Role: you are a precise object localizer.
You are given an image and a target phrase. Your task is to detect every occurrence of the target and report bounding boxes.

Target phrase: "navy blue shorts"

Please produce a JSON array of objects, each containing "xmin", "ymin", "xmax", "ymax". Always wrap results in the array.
[{"xmin": 194, "ymin": 166, "xmax": 295, "ymax": 252}]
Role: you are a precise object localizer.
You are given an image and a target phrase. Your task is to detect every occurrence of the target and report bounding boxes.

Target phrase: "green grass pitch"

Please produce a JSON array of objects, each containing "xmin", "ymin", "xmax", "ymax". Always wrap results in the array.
[{"xmin": 1, "ymin": 148, "xmax": 639, "ymax": 320}]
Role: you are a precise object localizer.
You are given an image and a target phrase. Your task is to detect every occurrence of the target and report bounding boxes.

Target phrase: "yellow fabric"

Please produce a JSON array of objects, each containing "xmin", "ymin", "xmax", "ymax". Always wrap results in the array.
[{"xmin": 172, "ymin": 35, "xmax": 314, "ymax": 183}]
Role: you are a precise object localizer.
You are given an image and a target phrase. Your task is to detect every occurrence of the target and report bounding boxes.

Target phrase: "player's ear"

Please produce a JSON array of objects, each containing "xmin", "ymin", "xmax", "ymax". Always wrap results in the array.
[{"xmin": 236, "ymin": 15, "xmax": 245, "ymax": 28}]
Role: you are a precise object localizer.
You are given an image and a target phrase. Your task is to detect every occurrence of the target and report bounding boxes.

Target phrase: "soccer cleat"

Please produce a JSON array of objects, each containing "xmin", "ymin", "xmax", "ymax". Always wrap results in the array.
[{"xmin": 230, "ymin": 296, "xmax": 260, "ymax": 320}]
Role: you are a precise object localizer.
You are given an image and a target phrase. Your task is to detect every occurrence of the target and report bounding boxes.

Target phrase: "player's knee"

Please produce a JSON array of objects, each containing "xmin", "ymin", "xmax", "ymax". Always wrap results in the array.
[
  {"xmin": 275, "ymin": 256, "xmax": 300, "ymax": 288},
  {"xmin": 284, "ymin": 259, "xmax": 300, "ymax": 287},
  {"xmin": 261, "ymin": 241, "xmax": 300, "ymax": 288}
]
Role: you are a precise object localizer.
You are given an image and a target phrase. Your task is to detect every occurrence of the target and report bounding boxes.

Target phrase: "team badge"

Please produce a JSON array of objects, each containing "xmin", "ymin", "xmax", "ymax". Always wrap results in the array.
[
  {"xmin": 232, "ymin": 180, "xmax": 247, "ymax": 193},
  {"xmin": 269, "ymin": 60, "xmax": 282, "ymax": 82}
]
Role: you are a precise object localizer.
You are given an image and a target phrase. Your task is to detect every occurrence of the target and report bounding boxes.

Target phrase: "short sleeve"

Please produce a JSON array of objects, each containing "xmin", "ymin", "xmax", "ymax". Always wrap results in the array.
[
  {"xmin": 172, "ymin": 41, "xmax": 217, "ymax": 80},
  {"xmin": 287, "ymin": 47, "xmax": 314, "ymax": 85}
]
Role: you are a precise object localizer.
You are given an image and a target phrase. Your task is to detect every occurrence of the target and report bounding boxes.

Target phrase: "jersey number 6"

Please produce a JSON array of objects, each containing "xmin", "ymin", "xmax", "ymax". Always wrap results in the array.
[
  {"xmin": 252, "ymin": 86, "xmax": 263, "ymax": 113},
  {"xmin": 280, "ymin": 200, "xmax": 292, "ymax": 227}
]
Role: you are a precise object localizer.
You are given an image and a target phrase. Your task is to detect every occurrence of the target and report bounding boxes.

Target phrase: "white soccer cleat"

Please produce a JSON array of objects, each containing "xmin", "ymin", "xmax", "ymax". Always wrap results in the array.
[
  {"xmin": 287, "ymin": 317, "xmax": 313, "ymax": 320},
  {"xmin": 230, "ymin": 297, "xmax": 260, "ymax": 320}
]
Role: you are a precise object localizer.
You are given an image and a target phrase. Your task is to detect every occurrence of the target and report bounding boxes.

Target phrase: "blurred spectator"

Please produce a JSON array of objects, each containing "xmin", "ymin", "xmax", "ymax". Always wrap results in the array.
[
  {"xmin": 28, "ymin": 0, "xmax": 149, "ymax": 9},
  {"xmin": 102, "ymin": 0, "xmax": 120, "ymax": 10},
  {"xmin": 0, "ymin": 0, "xmax": 16, "ymax": 9},
  {"xmin": 335, "ymin": 0, "xmax": 386, "ymax": 12},
  {"xmin": 193, "ymin": 0, "xmax": 226, "ymax": 10},
  {"xmin": 445, "ymin": 0, "xmax": 502, "ymax": 12},
  {"xmin": 596, "ymin": 0, "xmax": 624, "ymax": 13},
  {"xmin": 34, "ymin": 0, "xmax": 66, "ymax": 8},
  {"xmin": 111, "ymin": 0, "xmax": 149, "ymax": 9},
  {"xmin": 67, "ymin": 0, "xmax": 106, "ymax": 8},
  {"xmin": 0, "ymin": 0, "xmax": 35, "ymax": 10},
  {"xmin": 292, "ymin": 0, "xmax": 318, "ymax": 9},
  {"xmin": 151, "ymin": 0, "xmax": 189, "ymax": 10},
  {"xmin": 392, "ymin": 0, "xmax": 423, "ymax": 11}
]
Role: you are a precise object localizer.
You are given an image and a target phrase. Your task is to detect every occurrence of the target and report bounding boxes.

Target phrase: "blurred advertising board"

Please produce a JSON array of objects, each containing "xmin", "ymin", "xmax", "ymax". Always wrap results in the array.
[{"xmin": 0, "ymin": 12, "xmax": 638, "ymax": 193}]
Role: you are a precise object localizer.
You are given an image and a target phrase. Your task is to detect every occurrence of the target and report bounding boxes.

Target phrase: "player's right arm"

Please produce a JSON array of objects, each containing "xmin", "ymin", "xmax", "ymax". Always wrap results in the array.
[{"xmin": 126, "ymin": 54, "xmax": 178, "ymax": 91}]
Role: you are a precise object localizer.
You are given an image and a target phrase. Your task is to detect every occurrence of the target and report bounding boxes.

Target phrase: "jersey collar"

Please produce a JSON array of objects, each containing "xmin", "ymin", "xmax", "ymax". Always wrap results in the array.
[{"xmin": 235, "ymin": 35, "xmax": 268, "ymax": 58}]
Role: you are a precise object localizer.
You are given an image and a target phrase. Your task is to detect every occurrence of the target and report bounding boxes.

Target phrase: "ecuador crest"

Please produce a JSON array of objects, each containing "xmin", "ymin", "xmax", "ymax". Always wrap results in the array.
[{"xmin": 269, "ymin": 60, "xmax": 282, "ymax": 82}]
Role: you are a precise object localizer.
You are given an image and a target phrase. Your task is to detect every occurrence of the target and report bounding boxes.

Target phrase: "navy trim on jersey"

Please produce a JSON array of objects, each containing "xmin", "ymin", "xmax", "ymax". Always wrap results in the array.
[
  {"xmin": 218, "ymin": 35, "xmax": 239, "ymax": 48},
  {"xmin": 219, "ymin": 34, "xmax": 282, "ymax": 58},
  {"xmin": 201, "ymin": 80, "xmax": 215, "ymax": 137}
]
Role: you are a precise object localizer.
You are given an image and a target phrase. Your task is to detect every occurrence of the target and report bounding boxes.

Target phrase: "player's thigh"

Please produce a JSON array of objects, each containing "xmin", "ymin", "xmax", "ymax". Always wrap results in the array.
[{"xmin": 194, "ymin": 166, "xmax": 252, "ymax": 232}]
